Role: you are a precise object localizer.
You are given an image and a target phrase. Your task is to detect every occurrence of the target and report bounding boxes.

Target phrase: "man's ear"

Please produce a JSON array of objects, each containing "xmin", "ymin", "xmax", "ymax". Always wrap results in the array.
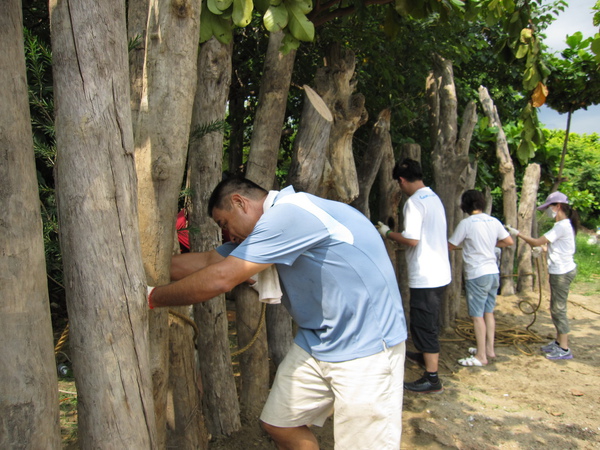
[{"xmin": 230, "ymin": 193, "xmax": 246, "ymax": 211}]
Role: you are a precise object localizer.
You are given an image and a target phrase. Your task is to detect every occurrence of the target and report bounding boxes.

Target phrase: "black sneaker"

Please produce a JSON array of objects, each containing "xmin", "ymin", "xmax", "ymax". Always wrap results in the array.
[
  {"xmin": 406, "ymin": 351, "xmax": 426, "ymax": 368},
  {"xmin": 404, "ymin": 375, "xmax": 443, "ymax": 394}
]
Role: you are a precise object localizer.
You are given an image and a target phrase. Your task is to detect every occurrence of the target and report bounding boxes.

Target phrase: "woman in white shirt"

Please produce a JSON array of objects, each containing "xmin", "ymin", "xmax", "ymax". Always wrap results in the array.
[
  {"xmin": 506, "ymin": 191, "xmax": 579, "ymax": 361},
  {"xmin": 449, "ymin": 190, "xmax": 513, "ymax": 366}
]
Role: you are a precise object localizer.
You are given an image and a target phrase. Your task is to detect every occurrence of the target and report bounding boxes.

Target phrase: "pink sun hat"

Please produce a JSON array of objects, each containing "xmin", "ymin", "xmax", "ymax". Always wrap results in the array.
[{"xmin": 537, "ymin": 191, "xmax": 569, "ymax": 211}]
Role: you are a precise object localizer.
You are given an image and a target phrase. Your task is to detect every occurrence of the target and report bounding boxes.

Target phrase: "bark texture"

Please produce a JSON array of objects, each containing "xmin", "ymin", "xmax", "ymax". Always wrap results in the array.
[
  {"xmin": 133, "ymin": 0, "xmax": 202, "ymax": 445},
  {"xmin": 244, "ymin": 30, "xmax": 295, "ymax": 377},
  {"xmin": 352, "ymin": 109, "xmax": 392, "ymax": 217},
  {"xmin": 428, "ymin": 55, "xmax": 477, "ymax": 327},
  {"xmin": 287, "ymin": 85, "xmax": 333, "ymax": 194},
  {"xmin": 314, "ymin": 43, "xmax": 368, "ymax": 203},
  {"xmin": 50, "ymin": 0, "xmax": 156, "ymax": 446},
  {"xmin": 516, "ymin": 164, "xmax": 541, "ymax": 293},
  {"xmin": 479, "ymin": 86, "xmax": 518, "ymax": 295},
  {"xmin": 0, "ymin": 4, "xmax": 61, "ymax": 448},
  {"xmin": 187, "ymin": 38, "xmax": 241, "ymax": 437}
]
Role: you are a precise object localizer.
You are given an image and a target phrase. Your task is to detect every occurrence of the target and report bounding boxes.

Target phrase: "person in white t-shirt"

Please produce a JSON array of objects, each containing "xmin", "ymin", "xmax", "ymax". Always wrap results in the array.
[
  {"xmin": 378, "ymin": 158, "xmax": 451, "ymax": 394},
  {"xmin": 448, "ymin": 190, "xmax": 513, "ymax": 366},
  {"xmin": 506, "ymin": 191, "xmax": 579, "ymax": 361}
]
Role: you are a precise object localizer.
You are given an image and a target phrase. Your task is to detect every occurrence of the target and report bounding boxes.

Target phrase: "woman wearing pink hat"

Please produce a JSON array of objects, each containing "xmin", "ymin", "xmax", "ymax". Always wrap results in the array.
[{"xmin": 505, "ymin": 191, "xmax": 579, "ymax": 360}]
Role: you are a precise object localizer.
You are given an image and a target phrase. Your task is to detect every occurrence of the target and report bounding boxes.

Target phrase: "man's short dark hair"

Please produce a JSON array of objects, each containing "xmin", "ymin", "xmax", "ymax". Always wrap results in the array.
[
  {"xmin": 392, "ymin": 158, "xmax": 423, "ymax": 182},
  {"xmin": 207, "ymin": 176, "xmax": 268, "ymax": 216},
  {"xmin": 460, "ymin": 190, "xmax": 486, "ymax": 215}
]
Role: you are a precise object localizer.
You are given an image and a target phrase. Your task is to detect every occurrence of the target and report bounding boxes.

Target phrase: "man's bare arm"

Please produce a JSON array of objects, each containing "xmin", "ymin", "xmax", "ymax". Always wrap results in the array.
[
  {"xmin": 170, "ymin": 250, "xmax": 226, "ymax": 281},
  {"xmin": 387, "ymin": 231, "xmax": 419, "ymax": 247},
  {"xmin": 153, "ymin": 256, "xmax": 272, "ymax": 307}
]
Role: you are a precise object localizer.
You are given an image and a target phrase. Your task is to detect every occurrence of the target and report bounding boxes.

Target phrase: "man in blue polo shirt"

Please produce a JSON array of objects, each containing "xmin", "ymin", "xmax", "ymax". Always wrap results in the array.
[{"xmin": 150, "ymin": 177, "xmax": 408, "ymax": 450}]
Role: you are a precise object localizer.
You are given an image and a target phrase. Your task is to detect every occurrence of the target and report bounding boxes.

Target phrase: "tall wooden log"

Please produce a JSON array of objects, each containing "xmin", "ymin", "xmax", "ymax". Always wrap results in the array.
[
  {"xmin": 479, "ymin": 86, "xmax": 518, "ymax": 295},
  {"xmin": 516, "ymin": 164, "xmax": 541, "ymax": 292},
  {"xmin": 0, "ymin": 4, "xmax": 61, "ymax": 447},
  {"xmin": 314, "ymin": 43, "xmax": 368, "ymax": 203},
  {"xmin": 187, "ymin": 37, "xmax": 241, "ymax": 437},
  {"xmin": 428, "ymin": 55, "xmax": 477, "ymax": 327},
  {"xmin": 243, "ymin": 30, "xmax": 295, "ymax": 384},
  {"xmin": 352, "ymin": 109, "xmax": 391, "ymax": 217},
  {"xmin": 287, "ymin": 85, "xmax": 333, "ymax": 194},
  {"xmin": 50, "ymin": 0, "xmax": 157, "ymax": 446}
]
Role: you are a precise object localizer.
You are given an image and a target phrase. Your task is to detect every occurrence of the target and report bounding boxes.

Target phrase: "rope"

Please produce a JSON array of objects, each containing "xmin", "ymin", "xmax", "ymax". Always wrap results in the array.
[
  {"xmin": 168, "ymin": 309, "xmax": 199, "ymax": 341},
  {"xmin": 452, "ymin": 258, "xmax": 546, "ymax": 356},
  {"xmin": 230, "ymin": 302, "xmax": 267, "ymax": 357},
  {"xmin": 55, "ymin": 323, "xmax": 70, "ymax": 356}
]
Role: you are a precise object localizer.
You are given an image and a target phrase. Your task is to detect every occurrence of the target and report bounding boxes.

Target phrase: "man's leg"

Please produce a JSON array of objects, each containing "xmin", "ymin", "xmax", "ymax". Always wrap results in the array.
[
  {"xmin": 484, "ymin": 312, "xmax": 496, "ymax": 358},
  {"xmin": 423, "ymin": 351, "xmax": 439, "ymax": 373},
  {"xmin": 260, "ymin": 423, "xmax": 319, "ymax": 450}
]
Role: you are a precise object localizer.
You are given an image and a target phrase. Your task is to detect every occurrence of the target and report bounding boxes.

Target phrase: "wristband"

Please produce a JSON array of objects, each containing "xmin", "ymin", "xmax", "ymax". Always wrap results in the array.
[
  {"xmin": 386, "ymin": 229, "xmax": 392, "ymax": 237},
  {"xmin": 148, "ymin": 287, "xmax": 155, "ymax": 309}
]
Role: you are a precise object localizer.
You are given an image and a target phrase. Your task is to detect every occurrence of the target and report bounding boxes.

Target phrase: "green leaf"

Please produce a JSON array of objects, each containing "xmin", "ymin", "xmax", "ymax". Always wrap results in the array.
[
  {"xmin": 232, "ymin": 0, "xmax": 253, "ymax": 27},
  {"xmin": 215, "ymin": 0, "xmax": 234, "ymax": 11},
  {"xmin": 254, "ymin": 0, "xmax": 270, "ymax": 12},
  {"xmin": 286, "ymin": 2, "xmax": 314, "ymax": 41},
  {"xmin": 207, "ymin": 0, "xmax": 225, "ymax": 15},
  {"xmin": 264, "ymin": 4, "xmax": 289, "ymax": 31},
  {"xmin": 279, "ymin": 31, "xmax": 300, "ymax": 54},
  {"xmin": 288, "ymin": 0, "xmax": 312, "ymax": 15},
  {"xmin": 515, "ymin": 44, "xmax": 528, "ymax": 59}
]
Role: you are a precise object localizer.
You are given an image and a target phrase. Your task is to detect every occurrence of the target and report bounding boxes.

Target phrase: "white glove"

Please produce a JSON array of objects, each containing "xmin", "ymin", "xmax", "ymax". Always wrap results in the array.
[
  {"xmin": 532, "ymin": 247, "xmax": 542, "ymax": 258},
  {"xmin": 377, "ymin": 221, "xmax": 391, "ymax": 238},
  {"xmin": 505, "ymin": 224, "xmax": 520, "ymax": 236},
  {"xmin": 147, "ymin": 286, "xmax": 156, "ymax": 309}
]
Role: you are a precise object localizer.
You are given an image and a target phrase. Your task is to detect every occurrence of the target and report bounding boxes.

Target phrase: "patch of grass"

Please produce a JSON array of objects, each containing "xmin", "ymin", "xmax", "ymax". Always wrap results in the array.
[
  {"xmin": 58, "ymin": 381, "xmax": 78, "ymax": 447},
  {"xmin": 573, "ymin": 233, "xmax": 600, "ymax": 296}
]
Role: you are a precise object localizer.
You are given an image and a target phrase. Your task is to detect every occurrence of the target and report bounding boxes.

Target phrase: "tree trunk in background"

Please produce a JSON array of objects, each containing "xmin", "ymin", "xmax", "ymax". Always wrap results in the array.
[
  {"xmin": 187, "ymin": 38, "xmax": 241, "ymax": 437},
  {"xmin": 287, "ymin": 85, "xmax": 333, "ymax": 194},
  {"xmin": 227, "ymin": 79, "xmax": 246, "ymax": 176},
  {"xmin": 134, "ymin": 0, "xmax": 201, "ymax": 445},
  {"xmin": 232, "ymin": 286, "xmax": 270, "ymax": 422},
  {"xmin": 0, "ymin": 4, "xmax": 61, "ymax": 447},
  {"xmin": 516, "ymin": 164, "xmax": 541, "ymax": 293},
  {"xmin": 246, "ymin": 30, "xmax": 297, "ymax": 186},
  {"xmin": 551, "ymin": 110, "xmax": 572, "ymax": 192},
  {"xmin": 127, "ymin": 0, "xmax": 149, "ymax": 126},
  {"xmin": 385, "ymin": 144, "xmax": 420, "ymax": 328},
  {"xmin": 428, "ymin": 55, "xmax": 477, "ymax": 328},
  {"xmin": 50, "ymin": 0, "xmax": 156, "ymax": 446},
  {"xmin": 479, "ymin": 86, "xmax": 518, "ymax": 296},
  {"xmin": 244, "ymin": 30, "xmax": 296, "ymax": 378},
  {"xmin": 352, "ymin": 109, "xmax": 391, "ymax": 217},
  {"xmin": 315, "ymin": 43, "xmax": 368, "ymax": 203}
]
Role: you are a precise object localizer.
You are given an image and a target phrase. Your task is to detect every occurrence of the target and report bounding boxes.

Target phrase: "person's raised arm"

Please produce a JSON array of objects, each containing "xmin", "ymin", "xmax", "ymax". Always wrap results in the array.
[{"xmin": 496, "ymin": 235, "xmax": 514, "ymax": 248}]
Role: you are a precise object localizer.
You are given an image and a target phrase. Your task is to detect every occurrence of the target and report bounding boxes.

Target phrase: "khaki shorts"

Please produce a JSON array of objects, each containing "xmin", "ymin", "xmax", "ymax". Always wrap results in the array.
[{"xmin": 260, "ymin": 341, "xmax": 405, "ymax": 450}]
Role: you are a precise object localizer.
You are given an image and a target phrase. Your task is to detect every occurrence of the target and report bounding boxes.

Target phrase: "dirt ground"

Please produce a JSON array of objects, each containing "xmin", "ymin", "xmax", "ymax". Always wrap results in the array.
[{"xmin": 207, "ymin": 283, "xmax": 600, "ymax": 450}]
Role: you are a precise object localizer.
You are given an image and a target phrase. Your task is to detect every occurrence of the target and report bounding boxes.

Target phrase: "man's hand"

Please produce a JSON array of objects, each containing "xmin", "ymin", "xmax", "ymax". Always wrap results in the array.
[
  {"xmin": 505, "ymin": 224, "xmax": 520, "ymax": 237},
  {"xmin": 377, "ymin": 221, "xmax": 391, "ymax": 238}
]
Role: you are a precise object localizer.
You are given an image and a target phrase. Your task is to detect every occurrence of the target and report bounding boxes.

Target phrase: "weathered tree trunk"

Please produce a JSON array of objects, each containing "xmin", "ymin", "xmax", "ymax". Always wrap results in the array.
[
  {"xmin": 352, "ymin": 109, "xmax": 391, "ymax": 217},
  {"xmin": 516, "ymin": 164, "xmax": 541, "ymax": 292},
  {"xmin": 227, "ymin": 80, "xmax": 246, "ymax": 176},
  {"xmin": 0, "ymin": 4, "xmax": 61, "ymax": 448},
  {"xmin": 246, "ymin": 30, "xmax": 297, "ymax": 185},
  {"xmin": 167, "ymin": 309, "xmax": 208, "ymax": 449},
  {"xmin": 428, "ymin": 55, "xmax": 477, "ymax": 327},
  {"xmin": 478, "ymin": 86, "xmax": 518, "ymax": 295},
  {"xmin": 133, "ymin": 0, "xmax": 201, "ymax": 446},
  {"xmin": 50, "ymin": 0, "xmax": 157, "ymax": 446},
  {"xmin": 314, "ymin": 43, "xmax": 368, "ymax": 203},
  {"xmin": 127, "ymin": 0, "xmax": 149, "ymax": 126},
  {"xmin": 244, "ymin": 30, "xmax": 296, "ymax": 377},
  {"xmin": 287, "ymin": 85, "xmax": 333, "ymax": 194},
  {"xmin": 232, "ymin": 286, "xmax": 270, "ymax": 422},
  {"xmin": 187, "ymin": 37, "xmax": 241, "ymax": 437}
]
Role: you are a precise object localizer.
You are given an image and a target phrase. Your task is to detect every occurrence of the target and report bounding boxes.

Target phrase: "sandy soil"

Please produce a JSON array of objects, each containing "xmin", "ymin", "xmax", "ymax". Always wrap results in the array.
[{"xmin": 208, "ymin": 286, "xmax": 600, "ymax": 450}]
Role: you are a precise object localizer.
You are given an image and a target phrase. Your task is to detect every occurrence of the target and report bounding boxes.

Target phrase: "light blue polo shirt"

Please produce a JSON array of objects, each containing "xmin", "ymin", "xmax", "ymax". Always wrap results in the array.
[{"xmin": 217, "ymin": 186, "xmax": 407, "ymax": 363}]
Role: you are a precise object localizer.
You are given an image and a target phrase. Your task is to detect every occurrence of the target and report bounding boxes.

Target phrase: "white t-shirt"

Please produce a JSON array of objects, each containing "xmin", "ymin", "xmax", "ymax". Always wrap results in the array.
[
  {"xmin": 402, "ymin": 187, "xmax": 451, "ymax": 288},
  {"xmin": 544, "ymin": 219, "xmax": 577, "ymax": 275},
  {"xmin": 448, "ymin": 213, "xmax": 510, "ymax": 280}
]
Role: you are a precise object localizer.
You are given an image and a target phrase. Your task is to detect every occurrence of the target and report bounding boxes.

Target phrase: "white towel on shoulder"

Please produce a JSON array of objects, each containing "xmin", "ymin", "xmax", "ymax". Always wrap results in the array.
[{"xmin": 250, "ymin": 191, "xmax": 282, "ymax": 304}]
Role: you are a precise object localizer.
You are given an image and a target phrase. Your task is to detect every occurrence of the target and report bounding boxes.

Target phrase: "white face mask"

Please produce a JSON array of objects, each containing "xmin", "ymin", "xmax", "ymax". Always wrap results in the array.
[{"xmin": 546, "ymin": 207, "xmax": 557, "ymax": 219}]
